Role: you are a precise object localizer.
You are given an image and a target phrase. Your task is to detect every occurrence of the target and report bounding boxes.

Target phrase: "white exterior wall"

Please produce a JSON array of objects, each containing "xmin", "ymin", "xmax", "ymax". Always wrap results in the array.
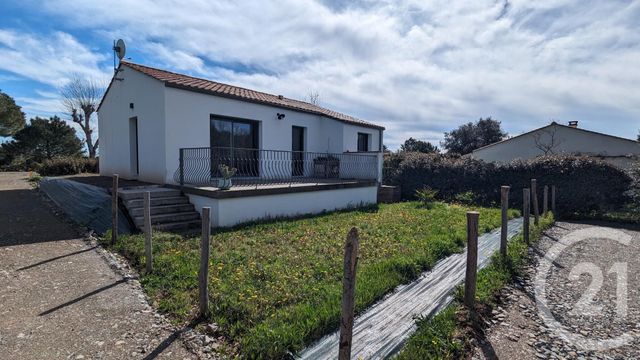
[
  {"xmin": 343, "ymin": 124, "xmax": 381, "ymax": 152},
  {"xmin": 163, "ymin": 86, "xmax": 383, "ymax": 184},
  {"xmin": 470, "ymin": 124, "xmax": 640, "ymax": 168},
  {"xmin": 98, "ymin": 68, "xmax": 166, "ymax": 183},
  {"xmin": 187, "ymin": 186, "xmax": 378, "ymax": 227}
]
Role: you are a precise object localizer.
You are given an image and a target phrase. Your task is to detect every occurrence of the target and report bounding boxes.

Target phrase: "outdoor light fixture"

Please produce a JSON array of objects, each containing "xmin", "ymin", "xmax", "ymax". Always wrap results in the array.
[{"xmin": 277, "ymin": 113, "xmax": 285, "ymax": 119}]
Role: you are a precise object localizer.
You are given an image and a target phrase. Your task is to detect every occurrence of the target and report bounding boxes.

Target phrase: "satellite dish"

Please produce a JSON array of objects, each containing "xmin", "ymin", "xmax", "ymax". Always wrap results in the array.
[{"xmin": 114, "ymin": 39, "xmax": 126, "ymax": 60}]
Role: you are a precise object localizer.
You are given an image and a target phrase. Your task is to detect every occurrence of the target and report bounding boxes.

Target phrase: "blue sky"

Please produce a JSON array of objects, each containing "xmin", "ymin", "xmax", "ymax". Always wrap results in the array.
[{"xmin": 1, "ymin": 0, "xmax": 639, "ymax": 149}]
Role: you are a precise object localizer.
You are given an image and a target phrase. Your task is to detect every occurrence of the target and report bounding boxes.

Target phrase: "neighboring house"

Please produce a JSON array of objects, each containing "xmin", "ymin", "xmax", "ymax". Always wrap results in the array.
[
  {"xmin": 469, "ymin": 121, "xmax": 640, "ymax": 170},
  {"xmin": 98, "ymin": 61, "xmax": 384, "ymax": 227}
]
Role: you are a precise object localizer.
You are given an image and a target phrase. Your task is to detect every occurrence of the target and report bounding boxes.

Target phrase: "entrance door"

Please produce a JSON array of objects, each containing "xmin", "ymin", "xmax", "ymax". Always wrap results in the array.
[
  {"xmin": 129, "ymin": 117, "xmax": 139, "ymax": 176},
  {"xmin": 292, "ymin": 126, "xmax": 305, "ymax": 176}
]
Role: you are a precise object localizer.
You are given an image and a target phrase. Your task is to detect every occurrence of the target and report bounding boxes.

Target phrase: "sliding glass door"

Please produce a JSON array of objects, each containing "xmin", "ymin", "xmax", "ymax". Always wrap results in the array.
[{"xmin": 210, "ymin": 116, "xmax": 259, "ymax": 177}]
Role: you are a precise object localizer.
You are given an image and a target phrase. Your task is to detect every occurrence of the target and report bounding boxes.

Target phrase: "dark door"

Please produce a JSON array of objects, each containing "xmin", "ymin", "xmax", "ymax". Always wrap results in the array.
[
  {"xmin": 129, "ymin": 117, "xmax": 139, "ymax": 175},
  {"xmin": 292, "ymin": 126, "xmax": 305, "ymax": 176}
]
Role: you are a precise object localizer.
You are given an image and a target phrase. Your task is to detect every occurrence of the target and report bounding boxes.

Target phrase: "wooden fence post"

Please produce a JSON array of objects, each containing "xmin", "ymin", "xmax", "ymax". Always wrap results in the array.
[
  {"xmin": 338, "ymin": 228, "xmax": 360, "ymax": 360},
  {"xmin": 144, "ymin": 191, "xmax": 153, "ymax": 273},
  {"xmin": 111, "ymin": 174, "xmax": 119, "ymax": 245},
  {"xmin": 199, "ymin": 207, "xmax": 211, "ymax": 318},
  {"xmin": 464, "ymin": 212, "xmax": 479, "ymax": 310},
  {"xmin": 531, "ymin": 179, "xmax": 539, "ymax": 226},
  {"xmin": 523, "ymin": 188, "xmax": 530, "ymax": 244},
  {"xmin": 551, "ymin": 185, "xmax": 556, "ymax": 216},
  {"xmin": 543, "ymin": 185, "xmax": 549, "ymax": 216},
  {"xmin": 500, "ymin": 186, "xmax": 510, "ymax": 258}
]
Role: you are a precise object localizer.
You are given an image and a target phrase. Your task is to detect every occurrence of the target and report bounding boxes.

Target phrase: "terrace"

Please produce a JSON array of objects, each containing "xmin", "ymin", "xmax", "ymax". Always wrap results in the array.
[{"xmin": 173, "ymin": 146, "xmax": 381, "ymax": 198}]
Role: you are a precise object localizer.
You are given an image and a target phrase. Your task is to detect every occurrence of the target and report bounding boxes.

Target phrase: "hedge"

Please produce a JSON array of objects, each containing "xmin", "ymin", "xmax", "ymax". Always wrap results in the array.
[
  {"xmin": 37, "ymin": 157, "xmax": 99, "ymax": 176},
  {"xmin": 384, "ymin": 152, "xmax": 633, "ymax": 215}
]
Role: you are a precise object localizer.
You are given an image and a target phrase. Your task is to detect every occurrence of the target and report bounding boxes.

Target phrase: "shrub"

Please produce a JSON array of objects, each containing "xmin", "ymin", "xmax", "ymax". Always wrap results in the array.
[
  {"xmin": 384, "ymin": 152, "xmax": 632, "ymax": 216},
  {"xmin": 415, "ymin": 187, "xmax": 438, "ymax": 209},
  {"xmin": 453, "ymin": 191, "xmax": 475, "ymax": 205},
  {"xmin": 37, "ymin": 157, "xmax": 98, "ymax": 176}
]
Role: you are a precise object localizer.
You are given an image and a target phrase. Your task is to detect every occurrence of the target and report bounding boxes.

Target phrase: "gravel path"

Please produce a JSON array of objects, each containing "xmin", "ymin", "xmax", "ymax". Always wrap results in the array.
[
  {"xmin": 472, "ymin": 221, "xmax": 640, "ymax": 360},
  {"xmin": 0, "ymin": 172, "xmax": 198, "ymax": 360}
]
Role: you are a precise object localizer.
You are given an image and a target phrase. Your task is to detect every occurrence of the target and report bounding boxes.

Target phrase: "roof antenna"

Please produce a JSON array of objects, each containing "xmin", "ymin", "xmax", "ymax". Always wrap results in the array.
[{"xmin": 112, "ymin": 39, "xmax": 126, "ymax": 80}]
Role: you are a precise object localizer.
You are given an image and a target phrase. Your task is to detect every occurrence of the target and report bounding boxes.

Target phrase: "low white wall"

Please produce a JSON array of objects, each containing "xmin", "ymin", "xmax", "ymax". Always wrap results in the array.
[{"xmin": 187, "ymin": 186, "xmax": 378, "ymax": 228}]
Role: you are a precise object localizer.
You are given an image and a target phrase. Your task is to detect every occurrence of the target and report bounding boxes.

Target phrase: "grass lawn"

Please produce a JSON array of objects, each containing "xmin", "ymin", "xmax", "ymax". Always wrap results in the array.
[
  {"xmin": 396, "ymin": 212, "xmax": 555, "ymax": 360},
  {"xmin": 102, "ymin": 201, "xmax": 518, "ymax": 358}
]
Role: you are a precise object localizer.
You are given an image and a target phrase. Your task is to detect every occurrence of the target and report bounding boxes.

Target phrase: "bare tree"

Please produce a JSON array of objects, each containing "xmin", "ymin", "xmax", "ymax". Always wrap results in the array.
[
  {"xmin": 60, "ymin": 74, "xmax": 103, "ymax": 158},
  {"xmin": 306, "ymin": 90, "xmax": 320, "ymax": 106},
  {"xmin": 533, "ymin": 126, "xmax": 563, "ymax": 155}
]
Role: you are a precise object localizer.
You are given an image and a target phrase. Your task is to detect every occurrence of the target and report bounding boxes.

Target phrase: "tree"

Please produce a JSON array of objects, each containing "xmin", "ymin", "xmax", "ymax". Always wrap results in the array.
[
  {"xmin": 0, "ymin": 116, "xmax": 83, "ymax": 167},
  {"xmin": 400, "ymin": 137, "xmax": 439, "ymax": 153},
  {"xmin": 306, "ymin": 90, "xmax": 320, "ymax": 106},
  {"xmin": 60, "ymin": 75, "xmax": 103, "ymax": 158},
  {"xmin": 442, "ymin": 117, "xmax": 507, "ymax": 155},
  {"xmin": 0, "ymin": 90, "xmax": 26, "ymax": 137},
  {"xmin": 533, "ymin": 126, "xmax": 563, "ymax": 155}
]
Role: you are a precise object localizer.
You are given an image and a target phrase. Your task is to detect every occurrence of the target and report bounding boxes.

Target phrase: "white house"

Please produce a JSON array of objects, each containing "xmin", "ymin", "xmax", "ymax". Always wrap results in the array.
[
  {"xmin": 469, "ymin": 121, "xmax": 640, "ymax": 170},
  {"xmin": 98, "ymin": 61, "xmax": 385, "ymax": 228}
]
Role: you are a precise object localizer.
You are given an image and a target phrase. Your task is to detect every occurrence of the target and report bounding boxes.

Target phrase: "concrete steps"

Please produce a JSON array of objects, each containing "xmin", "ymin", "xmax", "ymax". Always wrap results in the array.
[
  {"xmin": 126, "ymin": 196, "xmax": 190, "ymax": 208},
  {"xmin": 129, "ymin": 203, "xmax": 195, "ymax": 217},
  {"xmin": 119, "ymin": 187, "xmax": 201, "ymax": 232}
]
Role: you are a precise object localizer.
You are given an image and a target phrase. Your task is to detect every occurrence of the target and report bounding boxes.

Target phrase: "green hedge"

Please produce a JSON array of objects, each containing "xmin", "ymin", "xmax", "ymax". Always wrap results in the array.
[
  {"xmin": 384, "ymin": 153, "xmax": 633, "ymax": 215},
  {"xmin": 37, "ymin": 157, "xmax": 98, "ymax": 176}
]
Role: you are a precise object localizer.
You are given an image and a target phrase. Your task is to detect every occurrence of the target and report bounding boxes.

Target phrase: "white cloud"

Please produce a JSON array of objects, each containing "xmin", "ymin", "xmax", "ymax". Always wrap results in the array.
[
  {"xmin": 9, "ymin": 0, "xmax": 640, "ymax": 147},
  {"xmin": 0, "ymin": 29, "xmax": 110, "ymax": 87}
]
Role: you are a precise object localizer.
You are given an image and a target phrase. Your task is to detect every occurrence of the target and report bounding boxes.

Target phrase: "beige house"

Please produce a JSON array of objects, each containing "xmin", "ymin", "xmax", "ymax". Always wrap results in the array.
[{"xmin": 469, "ymin": 121, "xmax": 640, "ymax": 170}]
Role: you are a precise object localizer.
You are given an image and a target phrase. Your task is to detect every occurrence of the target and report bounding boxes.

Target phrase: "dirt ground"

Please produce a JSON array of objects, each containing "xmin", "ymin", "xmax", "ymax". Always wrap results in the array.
[
  {"xmin": 472, "ymin": 221, "xmax": 640, "ymax": 360},
  {"xmin": 0, "ymin": 172, "xmax": 196, "ymax": 359}
]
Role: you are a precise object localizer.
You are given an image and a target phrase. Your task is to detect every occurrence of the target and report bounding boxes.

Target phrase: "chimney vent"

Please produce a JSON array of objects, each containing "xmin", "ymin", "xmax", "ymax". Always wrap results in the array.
[{"xmin": 568, "ymin": 121, "xmax": 578, "ymax": 128}]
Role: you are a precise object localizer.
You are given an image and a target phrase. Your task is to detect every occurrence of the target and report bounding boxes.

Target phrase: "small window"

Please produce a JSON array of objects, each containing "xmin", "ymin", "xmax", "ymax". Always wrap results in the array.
[{"xmin": 357, "ymin": 133, "xmax": 370, "ymax": 152}]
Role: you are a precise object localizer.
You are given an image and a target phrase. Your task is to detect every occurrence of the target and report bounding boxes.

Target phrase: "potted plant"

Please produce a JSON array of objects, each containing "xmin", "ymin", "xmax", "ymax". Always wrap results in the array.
[{"xmin": 217, "ymin": 164, "xmax": 237, "ymax": 190}]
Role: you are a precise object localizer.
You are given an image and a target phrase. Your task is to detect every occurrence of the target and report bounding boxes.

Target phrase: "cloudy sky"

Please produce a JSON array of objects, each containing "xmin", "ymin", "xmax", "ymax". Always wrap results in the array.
[{"xmin": 0, "ymin": 0, "xmax": 639, "ymax": 148}]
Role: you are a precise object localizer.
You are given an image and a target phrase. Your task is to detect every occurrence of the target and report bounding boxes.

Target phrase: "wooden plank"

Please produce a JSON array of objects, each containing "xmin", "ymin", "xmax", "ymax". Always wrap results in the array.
[
  {"xmin": 500, "ymin": 186, "xmax": 510, "ymax": 258},
  {"xmin": 144, "ymin": 191, "xmax": 153, "ymax": 273},
  {"xmin": 543, "ymin": 185, "xmax": 549, "ymax": 216},
  {"xmin": 531, "ymin": 179, "xmax": 539, "ymax": 226},
  {"xmin": 523, "ymin": 188, "xmax": 530, "ymax": 244},
  {"xmin": 111, "ymin": 174, "xmax": 119, "ymax": 245},
  {"xmin": 338, "ymin": 227, "xmax": 360, "ymax": 360},
  {"xmin": 464, "ymin": 212, "xmax": 479, "ymax": 310},
  {"xmin": 199, "ymin": 207, "xmax": 211, "ymax": 317}
]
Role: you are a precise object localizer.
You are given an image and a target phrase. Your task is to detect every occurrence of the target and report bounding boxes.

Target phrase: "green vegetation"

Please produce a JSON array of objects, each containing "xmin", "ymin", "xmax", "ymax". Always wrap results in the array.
[
  {"xmin": 384, "ymin": 152, "xmax": 633, "ymax": 216},
  {"xmin": 0, "ymin": 116, "xmax": 84, "ymax": 171},
  {"xmin": 396, "ymin": 212, "xmax": 555, "ymax": 360},
  {"xmin": 37, "ymin": 156, "xmax": 98, "ymax": 176},
  {"xmin": 415, "ymin": 187, "xmax": 438, "ymax": 209},
  {"xmin": 0, "ymin": 89, "xmax": 26, "ymax": 137},
  {"xmin": 26, "ymin": 172, "xmax": 42, "ymax": 184},
  {"xmin": 102, "ymin": 201, "xmax": 518, "ymax": 358}
]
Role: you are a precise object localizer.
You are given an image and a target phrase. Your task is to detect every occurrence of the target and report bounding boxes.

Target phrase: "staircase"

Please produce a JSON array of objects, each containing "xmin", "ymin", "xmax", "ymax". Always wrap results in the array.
[{"xmin": 118, "ymin": 187, "xmax": 201, "ymax": 232}]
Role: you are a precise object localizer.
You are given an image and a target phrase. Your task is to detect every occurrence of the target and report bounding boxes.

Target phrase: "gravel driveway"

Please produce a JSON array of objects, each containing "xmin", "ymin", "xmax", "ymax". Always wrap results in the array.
[
  {"xmin": 0, "ymin": 172, "xmax": 197, "ymax": 360},
  {"xmin": 473, "ymin": 221, "xmax": 640, "ymax": 359}
]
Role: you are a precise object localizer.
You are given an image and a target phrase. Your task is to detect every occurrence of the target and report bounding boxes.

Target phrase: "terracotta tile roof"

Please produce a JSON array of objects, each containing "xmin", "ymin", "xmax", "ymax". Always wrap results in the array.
[{"xmin": 116, "ymin": 61, "xmax": 384, "ymax": 130}]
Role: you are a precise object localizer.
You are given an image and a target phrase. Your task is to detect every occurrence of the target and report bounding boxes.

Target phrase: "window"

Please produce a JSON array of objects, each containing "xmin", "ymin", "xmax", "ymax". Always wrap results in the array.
[
  {"xmin": 210, "ymin": 115, "xmax": 259, "ymax": 176},
  {"xmin": 357, "ymin": 132, "xmax": 370, "ymax": 152}
]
